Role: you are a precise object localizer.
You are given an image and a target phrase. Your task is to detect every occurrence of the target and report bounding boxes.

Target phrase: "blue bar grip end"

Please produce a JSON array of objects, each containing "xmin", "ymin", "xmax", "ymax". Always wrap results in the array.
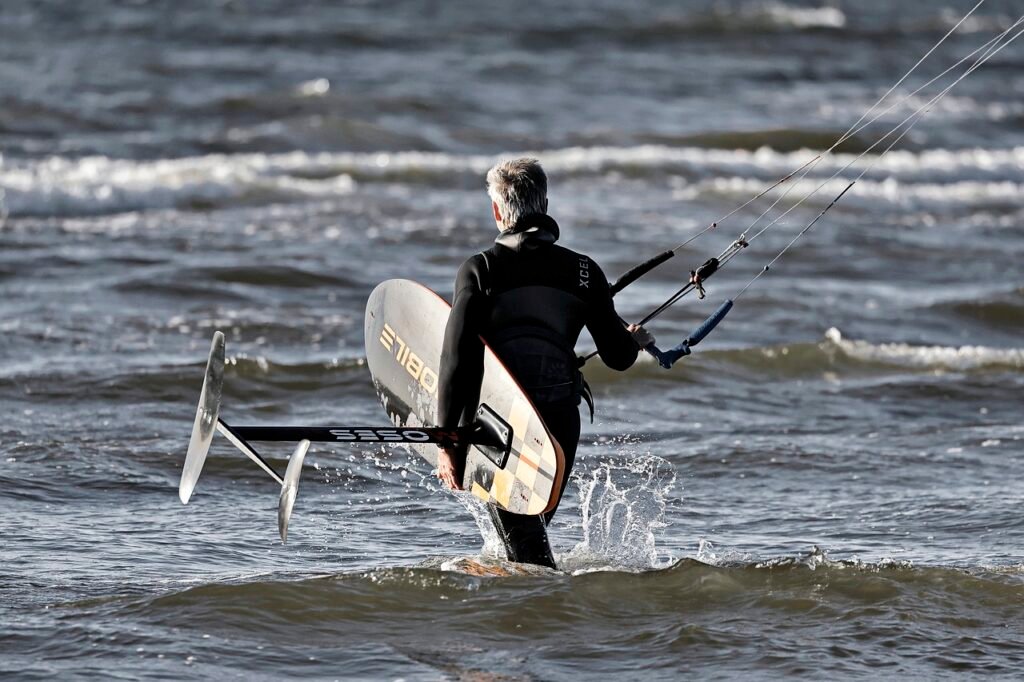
[
  {"xmin": 687, "ymin": 299, "xmax": 733, "ymax": 347},
  {"xmin": 645, "ymin": 341, "xmax": 691, "ymax": 369},
  {"xmin": 643, "ymin": 299, "xmax": 733, "ymax": 369}
]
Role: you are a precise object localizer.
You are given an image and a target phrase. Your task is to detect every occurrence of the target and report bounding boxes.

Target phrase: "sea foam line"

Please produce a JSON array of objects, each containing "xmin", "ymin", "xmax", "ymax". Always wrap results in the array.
[
  {"xmin": 825, "ymin": 327, "xmax": 1024, "ymax": 371},
  {"xmin": 2, "ymin": 145, "xmax": 1022, "ymax": 217}
]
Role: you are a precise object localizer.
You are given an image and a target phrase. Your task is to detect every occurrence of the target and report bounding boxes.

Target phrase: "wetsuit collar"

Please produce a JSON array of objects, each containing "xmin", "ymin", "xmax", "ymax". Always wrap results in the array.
[{"xmin": 495, "ymin": 213, "xmax": 560, "ymax": 252}]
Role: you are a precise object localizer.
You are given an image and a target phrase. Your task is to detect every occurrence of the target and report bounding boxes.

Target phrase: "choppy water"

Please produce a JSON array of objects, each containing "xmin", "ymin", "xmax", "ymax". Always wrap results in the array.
[{"xmin": 2, "ymin": 0, "xmax": 1023, "ymax": 679}]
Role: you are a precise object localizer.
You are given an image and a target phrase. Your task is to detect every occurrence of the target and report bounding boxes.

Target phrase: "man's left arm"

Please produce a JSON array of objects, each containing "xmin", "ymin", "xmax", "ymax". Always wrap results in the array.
[{"xmin": 436, "ymin": 256, "xmax": 487, "ymax": 490}]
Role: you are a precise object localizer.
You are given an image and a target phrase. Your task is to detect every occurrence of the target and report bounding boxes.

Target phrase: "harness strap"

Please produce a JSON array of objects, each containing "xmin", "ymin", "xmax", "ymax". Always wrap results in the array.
[{"xmin": 580, "ymin": 376, "xmax": 595, "ymax": 424}]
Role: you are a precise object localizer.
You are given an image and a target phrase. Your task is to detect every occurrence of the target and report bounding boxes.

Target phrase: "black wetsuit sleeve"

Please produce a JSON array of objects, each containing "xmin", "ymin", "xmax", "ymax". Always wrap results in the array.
[
  {"xmin": 585, "ymin": 261, "xmax": 640, "ymax": 371},
  {"xmin": 437, "ymin": 256, "xmax": 488, "ymax": 436}
]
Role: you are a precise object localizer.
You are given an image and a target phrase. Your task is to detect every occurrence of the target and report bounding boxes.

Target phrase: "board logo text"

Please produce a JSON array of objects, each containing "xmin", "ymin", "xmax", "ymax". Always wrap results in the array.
[{"xmin": 379, "ymin": 322, "xmax": 439, "ymax": 394}]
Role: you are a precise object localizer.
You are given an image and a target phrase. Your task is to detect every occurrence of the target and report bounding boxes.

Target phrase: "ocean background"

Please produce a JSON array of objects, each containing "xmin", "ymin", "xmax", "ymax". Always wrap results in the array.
[{"xmin": 2, "ymin": 0, "xmax": 1023, "ymax": 678}]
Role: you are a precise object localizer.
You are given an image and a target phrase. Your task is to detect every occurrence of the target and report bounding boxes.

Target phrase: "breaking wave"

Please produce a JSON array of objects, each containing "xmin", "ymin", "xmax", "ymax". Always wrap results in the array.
[
  {"xmin": 4, "ymin": 144, "xmax": 1022, "ymax": 217},
  {"xmin": 603, "ymin": 327, "xmax": 1024, "ymax": 382},
  {"xmin": 821, "ymin": 327, "xmax": 1024, "ymax": 372},
  {"xmin": 94, "ymin": 551, "xmax": 1024, "ymax": 655},
  {"xmin": 0, "ymin": 152, "xmax": 358, "ymax": 217}
]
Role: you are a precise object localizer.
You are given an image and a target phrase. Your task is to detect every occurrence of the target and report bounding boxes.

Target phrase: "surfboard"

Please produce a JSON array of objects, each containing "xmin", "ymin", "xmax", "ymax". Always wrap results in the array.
[{"xmin": 364, "ymin": 279, "xmax": 565, "ymax": 516}]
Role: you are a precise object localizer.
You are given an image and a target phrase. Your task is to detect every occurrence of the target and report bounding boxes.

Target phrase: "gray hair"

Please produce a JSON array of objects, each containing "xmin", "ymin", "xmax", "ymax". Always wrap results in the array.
[{"xmin": 486, "ymin": 158, "xmax": 548, "ymax": 231}]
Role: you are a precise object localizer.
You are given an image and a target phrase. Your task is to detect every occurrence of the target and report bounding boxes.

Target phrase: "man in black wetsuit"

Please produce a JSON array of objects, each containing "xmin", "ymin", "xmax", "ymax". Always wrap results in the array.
[{"xmin": 436, "ymin": 158, "xmax": 653, "ymax": 568}]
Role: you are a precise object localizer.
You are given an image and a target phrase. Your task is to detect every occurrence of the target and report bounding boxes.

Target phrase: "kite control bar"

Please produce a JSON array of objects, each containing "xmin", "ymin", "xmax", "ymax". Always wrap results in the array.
[{"xmin": 609, "ymin": 249, "xmax": 675, "ymax": 296}]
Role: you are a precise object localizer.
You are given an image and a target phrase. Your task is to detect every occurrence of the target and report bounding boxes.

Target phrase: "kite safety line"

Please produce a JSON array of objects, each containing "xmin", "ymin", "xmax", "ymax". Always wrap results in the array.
[
  {"xmin": 600, "ymin": 4, "xmax": 1024, "ymax": 367},
  {"xmin": 631, "ymin": 21, "xmax": 1008, "ymax": 327},
  {"xmin": 607, "ymin": 0, "xmax": 997, "ymax": 298},
  {"xmin": 731, "ymin": 13, "xmax": 1024, "ymax": 302},
  {"xmin": 731, "ymin": 14, "xmax": 1024, "ymax": 263}
]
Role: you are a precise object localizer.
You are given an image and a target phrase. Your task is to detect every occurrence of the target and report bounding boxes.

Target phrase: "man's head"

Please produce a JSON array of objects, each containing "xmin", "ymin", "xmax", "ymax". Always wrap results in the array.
[{"xmin": 486, "ymin": 158, "xmax": 548, "ymax": 232}]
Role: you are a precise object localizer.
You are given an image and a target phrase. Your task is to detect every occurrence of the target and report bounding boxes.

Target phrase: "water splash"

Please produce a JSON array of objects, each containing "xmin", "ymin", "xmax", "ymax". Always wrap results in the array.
[
  {"xmin": 695, "ymin": 539, "xmax": 756, "ymax": 567},
  {"xmin": 560, "ymin": 456, "xmax": 676, "ymax": 572},
  {"xmin": 453, "ymin": 494, "xmax": 507, "ymax": 560}
]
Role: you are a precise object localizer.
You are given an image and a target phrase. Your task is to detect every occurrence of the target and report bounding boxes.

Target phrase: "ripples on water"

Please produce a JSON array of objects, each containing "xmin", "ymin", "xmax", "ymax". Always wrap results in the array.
[{"xmin": 2, "ymin": 0, "xmax": 1023, "ymax": 678}]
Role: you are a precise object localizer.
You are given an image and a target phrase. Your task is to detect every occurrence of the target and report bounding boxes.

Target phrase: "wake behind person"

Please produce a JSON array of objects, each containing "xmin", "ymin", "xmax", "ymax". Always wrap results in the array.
[{"xmin": 436, "ymin": 158, "xmax": 654, "ymax": 568}]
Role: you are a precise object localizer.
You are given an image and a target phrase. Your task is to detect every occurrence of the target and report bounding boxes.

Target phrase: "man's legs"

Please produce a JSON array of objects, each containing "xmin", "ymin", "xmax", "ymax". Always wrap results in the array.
[
  {"xmin": 487, "ymin": 505, "xmax": 556, "ymax": 567},
  {"xmin": 487, "ymin": 403, "xmax": 581, "ymax": 568}
]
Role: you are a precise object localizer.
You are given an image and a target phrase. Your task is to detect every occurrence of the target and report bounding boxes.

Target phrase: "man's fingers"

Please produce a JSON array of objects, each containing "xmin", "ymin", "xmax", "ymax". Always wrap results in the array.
[
  {"xmin": 628, "ymin": 323, "xmax": 654, "ymax": 347},
  {"xmin": 445, "ymin": 470, "xmax": 462, "ymax": 491},
  {"xmin": 437, "ymin": 467, "xmax": 462, "ymax": 491}
]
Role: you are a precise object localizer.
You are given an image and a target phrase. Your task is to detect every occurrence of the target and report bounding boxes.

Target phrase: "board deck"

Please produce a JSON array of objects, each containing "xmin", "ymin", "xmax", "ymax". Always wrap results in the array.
[{"xmin": 364, "ymin": 279, "xmax": 565, "ymax": 515}]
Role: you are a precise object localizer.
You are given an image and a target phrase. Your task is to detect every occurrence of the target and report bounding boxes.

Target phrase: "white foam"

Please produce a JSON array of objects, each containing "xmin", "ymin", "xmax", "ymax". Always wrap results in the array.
[
  {"xmin": 0, "ymin": 152, "xmax": 356, "ymax": 217},
  {"xmin": 937, "ymin": 8, "xmax": 1018, "ymax": 34},
  {"xmin": 824, "ymin": 327, "xmax": 1024, "ymax": 371},
  {"xmin": 3, "ymin": 144, "xmax": 1021, "ymax": 217},
  {"xmin": 679, "ymin": 145, "xmax": 1024, "ymax": 184},
  {"xmin": 736, "ymin": 1, "xmax": 846, "ymax": 30},
  {"xmin": 679, "ymin": 175, "xmax": 1024, "ymax": 210}
]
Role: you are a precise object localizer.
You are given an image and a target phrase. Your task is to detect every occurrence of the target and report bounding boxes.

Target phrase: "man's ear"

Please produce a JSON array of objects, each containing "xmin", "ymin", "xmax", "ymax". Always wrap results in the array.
[{"xmin": 492, "ymin": 201, "xmax": 502, "ymax": 224}]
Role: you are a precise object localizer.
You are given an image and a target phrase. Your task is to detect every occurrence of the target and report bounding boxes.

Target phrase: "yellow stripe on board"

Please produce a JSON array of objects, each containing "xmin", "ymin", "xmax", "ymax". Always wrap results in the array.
[
  {"xmin": 508, "ymin": 397, "xmax": 531, "ymax": 440},
  {"xmin": 491, "ymin": 468, "xmax": 514, "ymax": 508},
  {"xmin": 471, "ymin": 482, "xmax": 490, "ymax": 502}
]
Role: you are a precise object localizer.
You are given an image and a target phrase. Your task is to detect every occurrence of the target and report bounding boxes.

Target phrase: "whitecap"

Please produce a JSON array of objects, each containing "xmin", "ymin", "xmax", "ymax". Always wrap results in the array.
[
  {"xmin": 4, "ymin": 144, "xmax": 1022, "ymax": 218},
  {"xmin": 824, "ymin": 327, "xmax": 1024, "ymax": 371}
]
